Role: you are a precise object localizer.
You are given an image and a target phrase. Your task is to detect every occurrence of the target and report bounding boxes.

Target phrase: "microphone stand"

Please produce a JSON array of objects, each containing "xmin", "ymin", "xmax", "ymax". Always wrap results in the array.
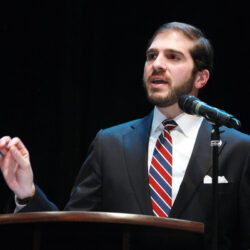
[{"xmin": 210, "ymin": 123, "xmax": 221, "ymax": 250}]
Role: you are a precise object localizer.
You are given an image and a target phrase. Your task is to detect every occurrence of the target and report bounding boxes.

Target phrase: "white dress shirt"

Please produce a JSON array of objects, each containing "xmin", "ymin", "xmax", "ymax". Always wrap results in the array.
[{"xmin": 148, "ymin": 107, "xmax": 203, "ymax": 205}]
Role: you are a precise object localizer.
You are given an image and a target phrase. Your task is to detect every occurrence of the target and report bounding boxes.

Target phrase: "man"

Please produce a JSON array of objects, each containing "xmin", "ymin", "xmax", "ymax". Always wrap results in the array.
[{"xmin": 0, "ymin": 22, "xmax": 249, "ymax": 249}]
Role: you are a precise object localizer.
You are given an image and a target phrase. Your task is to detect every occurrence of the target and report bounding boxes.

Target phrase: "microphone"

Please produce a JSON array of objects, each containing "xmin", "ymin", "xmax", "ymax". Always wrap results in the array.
[{"xmin": 178, "ymin": 95, "xmax": 241, "ymax": 129}]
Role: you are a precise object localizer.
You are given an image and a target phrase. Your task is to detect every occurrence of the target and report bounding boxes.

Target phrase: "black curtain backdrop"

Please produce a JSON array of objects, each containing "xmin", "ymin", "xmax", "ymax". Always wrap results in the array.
[{"xmin": 1, "ymin": 0, "xmax": 249, "ymax": 210}]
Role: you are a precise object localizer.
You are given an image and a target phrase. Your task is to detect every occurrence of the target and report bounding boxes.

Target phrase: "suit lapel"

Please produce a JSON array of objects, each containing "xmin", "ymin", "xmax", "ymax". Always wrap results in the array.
[
  {"xmin": 170, "ymin": 120, "xmax": 218, "ymax": 218},
  {"xmin": 123, "ymin": 112, "xmax": 154, "ymax": 215}
]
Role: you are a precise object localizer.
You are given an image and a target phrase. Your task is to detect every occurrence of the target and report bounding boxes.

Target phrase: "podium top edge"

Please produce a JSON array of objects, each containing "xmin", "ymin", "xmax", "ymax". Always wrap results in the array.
[{"xmin": 0, "ymin": 211, "xmax": 204, "ymax": 233}]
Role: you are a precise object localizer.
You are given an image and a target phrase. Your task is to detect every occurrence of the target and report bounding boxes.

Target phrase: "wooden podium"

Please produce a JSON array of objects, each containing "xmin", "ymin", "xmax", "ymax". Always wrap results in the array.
[{"xmin": 0, "ymin": 212, "xmax": 204, "ymax": 250}]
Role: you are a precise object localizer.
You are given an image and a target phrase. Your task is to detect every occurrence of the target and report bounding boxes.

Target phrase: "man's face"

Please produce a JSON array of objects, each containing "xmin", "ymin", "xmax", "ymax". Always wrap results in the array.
[{"xmin": 143, "ymin": 30, "xmax": 197, "ymax": 107}]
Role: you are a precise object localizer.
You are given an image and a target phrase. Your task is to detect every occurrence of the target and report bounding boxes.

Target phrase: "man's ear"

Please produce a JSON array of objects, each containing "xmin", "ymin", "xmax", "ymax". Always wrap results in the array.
[{"xmin": 194, "ymin": 69, "xmax": 210, "ymax": 89}]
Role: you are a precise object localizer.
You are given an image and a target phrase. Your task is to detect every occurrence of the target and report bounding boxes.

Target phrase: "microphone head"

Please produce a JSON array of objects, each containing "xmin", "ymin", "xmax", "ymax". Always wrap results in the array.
[
  {"xmin": 179, "ymin": 95, "xmax": 242, "ymax": 130},
  {"xmin": 178, "ymin": 95, "xmax": 198, "ymax": 114}
]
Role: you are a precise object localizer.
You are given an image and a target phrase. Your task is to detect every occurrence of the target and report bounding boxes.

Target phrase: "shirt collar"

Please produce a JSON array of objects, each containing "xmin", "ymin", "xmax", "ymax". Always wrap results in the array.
[{"xmin": 152, "ymin": 106, "xmax": 203, "ymax": 137}]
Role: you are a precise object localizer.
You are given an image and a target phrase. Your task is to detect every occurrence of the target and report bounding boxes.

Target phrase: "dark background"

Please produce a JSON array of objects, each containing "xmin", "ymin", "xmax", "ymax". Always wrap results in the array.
[{"xmin": 0, "ymin": 0, "xmax": 249, "ymax": 210}]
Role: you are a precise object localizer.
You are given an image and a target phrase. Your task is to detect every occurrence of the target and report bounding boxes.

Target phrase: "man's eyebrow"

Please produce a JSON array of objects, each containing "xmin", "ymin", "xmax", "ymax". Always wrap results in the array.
[
  {"xmin": 146, "ymin": 48, "xmax": 185, "ymax": 56},
  {"xmin": 146, "ymin": 48, "xmax": 157, "ymax": 54},
  {"xmin": 166, "ymin": 49, "xmax": 185, "ymax": 56}
]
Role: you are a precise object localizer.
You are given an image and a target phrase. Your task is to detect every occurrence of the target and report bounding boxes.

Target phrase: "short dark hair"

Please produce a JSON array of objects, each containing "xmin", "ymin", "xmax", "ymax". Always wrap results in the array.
[{"xmin": 148, "ymin": 22, "xmax": 213, "ymax": 74}]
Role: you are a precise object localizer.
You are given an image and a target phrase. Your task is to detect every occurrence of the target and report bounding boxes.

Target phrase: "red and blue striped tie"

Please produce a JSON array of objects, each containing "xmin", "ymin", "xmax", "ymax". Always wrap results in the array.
[{"xmin": 149, "ymin": 120, "xmax": 177, "ymax": 217}]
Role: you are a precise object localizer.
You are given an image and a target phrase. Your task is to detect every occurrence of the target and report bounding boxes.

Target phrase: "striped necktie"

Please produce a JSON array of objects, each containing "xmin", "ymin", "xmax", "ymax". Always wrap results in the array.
[{"xmin": 149, "ymin": 120, "xmax": 177, "ymax": 217}]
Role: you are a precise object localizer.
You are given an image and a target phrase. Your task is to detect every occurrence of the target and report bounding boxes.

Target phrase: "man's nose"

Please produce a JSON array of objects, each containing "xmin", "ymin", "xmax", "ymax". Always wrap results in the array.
[{"xmin": 152, "ymin": 54, "xmax": 167, "ymax": 72}]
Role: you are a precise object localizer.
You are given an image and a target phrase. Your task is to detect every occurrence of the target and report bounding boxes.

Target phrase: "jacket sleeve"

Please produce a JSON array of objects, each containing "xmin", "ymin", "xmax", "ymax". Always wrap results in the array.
[{"xmin": 18, "ymin": 185, "xmax": 59, "ymax": 212}]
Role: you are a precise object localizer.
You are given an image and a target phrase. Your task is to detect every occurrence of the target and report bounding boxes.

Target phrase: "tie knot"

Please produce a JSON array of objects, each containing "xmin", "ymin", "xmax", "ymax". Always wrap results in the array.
[{"xmin": 162, "ymin": 120, "xmax": 177, "ymax": 131}]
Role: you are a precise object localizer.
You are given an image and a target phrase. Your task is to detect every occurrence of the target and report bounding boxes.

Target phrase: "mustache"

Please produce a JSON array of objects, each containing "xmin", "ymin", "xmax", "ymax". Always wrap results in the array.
[{"xmin": 148, "ymin": 71, "xmax": 171, "ymax": 83}]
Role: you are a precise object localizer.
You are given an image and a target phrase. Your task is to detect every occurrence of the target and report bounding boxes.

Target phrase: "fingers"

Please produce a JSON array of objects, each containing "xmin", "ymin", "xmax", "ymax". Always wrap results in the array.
[
  {"xmin": 7, "ymin": 137, "xmax": 28, "ymax": 155},
  {"xmin": 0, "ymin": 136, "xmax": 11, "ymax": 147},
  {"xmin": 0, "ymin": 136, "xmax": 29, "ymax": 165},
  {"xmin": 7, "ymin": 137, "xmax": 30, "ymax": 167},
  {"xmin": 9, "ymin": 145, "xmax": 30, "ymax": 168},
  {"xmin": 7, "ymin": 137, "xmax": 26, "ymax": 150},
  {"xmin": 0, "ymin": 136, "xmax": 11, "ymax": 157}
]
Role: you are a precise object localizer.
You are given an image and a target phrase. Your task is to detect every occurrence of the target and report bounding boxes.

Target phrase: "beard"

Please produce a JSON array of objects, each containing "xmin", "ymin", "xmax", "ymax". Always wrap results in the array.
[{"xmin": 143, "ymin": 71, "xmax": 196, "ymax": 108}]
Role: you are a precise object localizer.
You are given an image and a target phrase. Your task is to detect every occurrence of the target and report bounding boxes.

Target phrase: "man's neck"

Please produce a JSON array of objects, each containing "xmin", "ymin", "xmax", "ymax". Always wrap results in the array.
[{"xmin": 156, "ymin": 103, "xmax": 183, "ymax": 119}]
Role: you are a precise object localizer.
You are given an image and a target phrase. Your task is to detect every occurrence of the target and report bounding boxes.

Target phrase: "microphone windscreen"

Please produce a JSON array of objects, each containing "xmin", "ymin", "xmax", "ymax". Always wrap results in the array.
[{"xmin": 178, "ymin": 95, "xmax": 197, "ymax": 114}]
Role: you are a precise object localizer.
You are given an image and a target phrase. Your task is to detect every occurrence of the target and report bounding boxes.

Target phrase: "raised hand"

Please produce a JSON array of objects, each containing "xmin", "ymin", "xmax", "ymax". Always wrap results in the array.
[{"xmin": 0, "ymin": 136, "xmax": 35, "ymax": 199}]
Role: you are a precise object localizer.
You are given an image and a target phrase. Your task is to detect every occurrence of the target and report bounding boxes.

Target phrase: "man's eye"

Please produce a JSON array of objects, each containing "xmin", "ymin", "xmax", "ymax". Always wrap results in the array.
[
  {"xmin": 146, "ymin": 53, "xmax": 157, "ymax": 61},
  {"xmin": 168, "ymin": 54, "xmax": 180, "ymax": 60}
]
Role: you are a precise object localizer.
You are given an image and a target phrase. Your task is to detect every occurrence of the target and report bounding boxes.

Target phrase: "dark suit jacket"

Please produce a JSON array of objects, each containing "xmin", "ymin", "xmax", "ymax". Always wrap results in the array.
[{"xmin": 21, "ymin": 112, "xmax": 250, "ymax": 249}]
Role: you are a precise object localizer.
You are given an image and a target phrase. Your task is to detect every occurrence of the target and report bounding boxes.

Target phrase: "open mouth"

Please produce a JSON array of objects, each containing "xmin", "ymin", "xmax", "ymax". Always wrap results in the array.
[{"xmin": 151, "ymin": 79, "xmax": 168, "ymax": 84}]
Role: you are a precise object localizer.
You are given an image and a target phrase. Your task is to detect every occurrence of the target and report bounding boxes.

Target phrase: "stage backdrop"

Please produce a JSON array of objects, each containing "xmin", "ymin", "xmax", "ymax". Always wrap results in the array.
[{"xmin": 1, "ymin": 0, "xmax": 249, "ymax": 210}]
